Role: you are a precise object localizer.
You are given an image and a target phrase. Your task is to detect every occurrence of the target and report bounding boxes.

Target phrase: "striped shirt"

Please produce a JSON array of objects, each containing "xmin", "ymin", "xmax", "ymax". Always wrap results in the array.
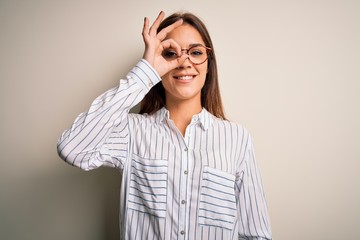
[{"xmin": 57, "ymin": 59, "xmax": 272, "ymax": 240}]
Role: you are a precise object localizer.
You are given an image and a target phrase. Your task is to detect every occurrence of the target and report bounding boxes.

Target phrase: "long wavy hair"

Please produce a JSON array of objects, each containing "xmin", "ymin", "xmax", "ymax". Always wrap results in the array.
[{"xmin": 139, "ymin": 12, "xmax": 226, "ymax": 120}]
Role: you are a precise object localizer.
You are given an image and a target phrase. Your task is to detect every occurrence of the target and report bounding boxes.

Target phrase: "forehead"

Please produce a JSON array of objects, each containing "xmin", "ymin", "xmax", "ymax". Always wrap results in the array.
[{"xmin": 165, "ymin": 23, "xmax": 205, "ymax": 47}]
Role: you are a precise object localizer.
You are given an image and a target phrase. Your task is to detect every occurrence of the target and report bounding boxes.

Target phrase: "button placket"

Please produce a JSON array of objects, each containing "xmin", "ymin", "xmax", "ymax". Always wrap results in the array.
[
  {"xmin": 178, "ymin": 137, "xmax": 189, "ymax": 239},
  {"xmin": 179, "ymin": 123, "xmax": 197, "ymax": 239}
]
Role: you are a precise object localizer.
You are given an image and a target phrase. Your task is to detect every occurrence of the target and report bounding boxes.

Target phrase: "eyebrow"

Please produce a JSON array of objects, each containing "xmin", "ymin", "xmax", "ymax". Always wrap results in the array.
[
  {"xmin": 165, "ymin": 43, "xmax": 205, "ymax": 51},
  {"xmin": 188, "ymin": 43, "xmax": 204, "ymax": 47}
]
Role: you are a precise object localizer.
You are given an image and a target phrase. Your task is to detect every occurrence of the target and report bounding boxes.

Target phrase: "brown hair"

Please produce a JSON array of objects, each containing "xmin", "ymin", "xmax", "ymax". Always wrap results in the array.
[{"xmin": 139, "ymin": 12, "xmax": 226, "ymax": 120}]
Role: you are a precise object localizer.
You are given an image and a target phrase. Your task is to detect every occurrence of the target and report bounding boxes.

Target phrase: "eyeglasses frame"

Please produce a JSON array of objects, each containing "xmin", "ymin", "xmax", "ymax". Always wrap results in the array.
[{"xmin": 163, "ymin": 45, "xmax": 212, "ymax": 65}]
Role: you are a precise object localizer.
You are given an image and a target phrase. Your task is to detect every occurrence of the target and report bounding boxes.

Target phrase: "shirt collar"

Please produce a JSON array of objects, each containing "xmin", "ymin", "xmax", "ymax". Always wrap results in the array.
[{"xmin": 155, "ymin": 107, "xmax": 213, "ymax": 131}]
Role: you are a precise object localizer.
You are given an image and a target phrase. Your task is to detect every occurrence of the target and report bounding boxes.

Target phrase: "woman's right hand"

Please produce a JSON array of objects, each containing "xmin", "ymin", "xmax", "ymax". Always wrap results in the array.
[{"xmin": 142, "ymin": 11, "xmax": 188, "ymax": 77}]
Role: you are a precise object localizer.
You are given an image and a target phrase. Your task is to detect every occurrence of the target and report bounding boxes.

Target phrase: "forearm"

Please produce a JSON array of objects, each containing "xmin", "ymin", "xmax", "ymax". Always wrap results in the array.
[
  {"xmin": 236, "ymin": 133, "xmax": 272, "ymax": 239},
  {"xmin": 57, "ymin": 59, "xmax": 161, "ymax": 170}
]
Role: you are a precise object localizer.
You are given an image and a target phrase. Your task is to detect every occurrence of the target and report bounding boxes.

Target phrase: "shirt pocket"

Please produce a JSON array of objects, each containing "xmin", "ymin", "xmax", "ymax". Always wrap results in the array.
[
  {"xmin": 128, "ymin": 154, "xmax": 168, "ymax": 218},
  {"xmin": 198, "ymin": 166, "xmax": 237, "ymax": 230}
]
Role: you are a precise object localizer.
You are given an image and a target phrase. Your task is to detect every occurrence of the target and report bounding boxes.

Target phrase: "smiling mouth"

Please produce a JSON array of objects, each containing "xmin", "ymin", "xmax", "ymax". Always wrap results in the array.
[{"xmin": 174, "ymin": 75, "xmax": 195, "ymax": 80}]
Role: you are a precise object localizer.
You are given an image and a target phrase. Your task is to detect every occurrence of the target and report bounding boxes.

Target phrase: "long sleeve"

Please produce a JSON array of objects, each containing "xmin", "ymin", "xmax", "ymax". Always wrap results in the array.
[
  {"xmin": 57, "ymin": 59, "xmax": 161, "ymax": 171},
  {"xmin": 236, "ymin": 134, "xmax": 272, "ymax": 239}
]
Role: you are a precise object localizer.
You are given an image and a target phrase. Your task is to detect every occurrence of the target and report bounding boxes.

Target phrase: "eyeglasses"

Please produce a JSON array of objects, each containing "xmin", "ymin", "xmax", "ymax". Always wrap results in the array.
[{"xmin": 162, "ymin": 44, "xmax": 211, "ymax": 65}]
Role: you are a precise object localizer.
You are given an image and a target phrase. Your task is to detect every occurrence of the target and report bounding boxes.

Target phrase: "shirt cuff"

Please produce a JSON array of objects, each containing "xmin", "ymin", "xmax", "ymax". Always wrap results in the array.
[{"xmin": 127, "ymin": 59, "xmax": 161, "ymax": 91}]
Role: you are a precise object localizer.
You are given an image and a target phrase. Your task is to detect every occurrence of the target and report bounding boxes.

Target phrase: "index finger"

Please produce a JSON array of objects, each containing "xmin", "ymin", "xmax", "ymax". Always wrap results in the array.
[{"xmin": 156, "ymin": 18, "xmax": 183, "ymax": 41}]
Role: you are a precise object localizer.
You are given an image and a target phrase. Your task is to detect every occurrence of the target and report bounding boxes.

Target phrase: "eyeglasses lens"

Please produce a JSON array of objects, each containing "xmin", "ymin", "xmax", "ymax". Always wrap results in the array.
[{"xmin": 162, "ymin": 46, "xmax": 209, "ymax": 65}]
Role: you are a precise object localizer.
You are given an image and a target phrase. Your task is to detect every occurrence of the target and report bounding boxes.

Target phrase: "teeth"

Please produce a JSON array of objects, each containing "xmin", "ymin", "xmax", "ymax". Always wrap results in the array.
[{"xmin": 177, "ymin": 75, "xmax": 193, "ymax": 80}]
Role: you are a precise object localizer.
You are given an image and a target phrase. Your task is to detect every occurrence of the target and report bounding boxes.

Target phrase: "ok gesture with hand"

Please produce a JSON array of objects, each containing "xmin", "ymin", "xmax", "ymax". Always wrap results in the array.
[{"xmin": 142, "ymin": 11, "xmax": 187, "ymax": 77}]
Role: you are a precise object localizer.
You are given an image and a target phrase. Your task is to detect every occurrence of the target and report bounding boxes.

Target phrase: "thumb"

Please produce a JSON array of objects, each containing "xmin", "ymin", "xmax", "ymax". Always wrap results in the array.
[{"xmin": 175, "ymin": 54, "xmax": 189, "ymax": 67}]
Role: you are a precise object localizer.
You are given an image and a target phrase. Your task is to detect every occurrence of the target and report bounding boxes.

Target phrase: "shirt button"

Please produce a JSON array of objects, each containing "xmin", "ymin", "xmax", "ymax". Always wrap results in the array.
[
  {"xmin": 184, "ymin": 170, "xmax": 188, "ymax": 175},
  {"xmin": 181, "ymin": 200, "xmax": 186, "ymax": 204},
  {"xmin": 180, "ymin": 230, "xmax": 185, "ymax": 235},
  {"xmin": 184, "ymin": 148, "xmax": 188, "ymax": 152},
  {"xmin": 148, "ymin": 82, "xmax": 153, "ymax": 88}
]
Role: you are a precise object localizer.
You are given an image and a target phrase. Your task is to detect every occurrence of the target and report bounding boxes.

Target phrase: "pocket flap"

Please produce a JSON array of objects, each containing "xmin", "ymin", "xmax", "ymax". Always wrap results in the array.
[
  {"xmin": 128, "ymin": 155, "xmax": 168, "ymax": 218},
  {"xmin": 198, "ymin": 166, "xmax": 237, "ymax": 230}
]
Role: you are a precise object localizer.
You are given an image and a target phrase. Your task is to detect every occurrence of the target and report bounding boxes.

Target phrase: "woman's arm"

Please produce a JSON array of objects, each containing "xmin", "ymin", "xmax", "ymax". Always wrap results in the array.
[
  {"xmin": 57, "ymin": 60, "xmax": 160, "ymax": 170},
  {"xmin": 236, "ymin": 131, "xmax": 272, "ymax": 239}
]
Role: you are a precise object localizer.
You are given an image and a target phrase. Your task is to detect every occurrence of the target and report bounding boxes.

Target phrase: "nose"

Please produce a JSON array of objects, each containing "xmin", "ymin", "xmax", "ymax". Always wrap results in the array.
[
  {"xmin": 177, "ymin": 53, "xmax": 192, "ymax": 69},
  {"xmin": 177, "ymin": 58, "xmax": 192, "ymax": 69}
]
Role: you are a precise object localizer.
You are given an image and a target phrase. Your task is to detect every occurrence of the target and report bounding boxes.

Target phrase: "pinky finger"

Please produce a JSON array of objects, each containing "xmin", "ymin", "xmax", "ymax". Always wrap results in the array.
[{"xmin": 142, "ymin": 17, "xmax": 150, "ymax": 41}]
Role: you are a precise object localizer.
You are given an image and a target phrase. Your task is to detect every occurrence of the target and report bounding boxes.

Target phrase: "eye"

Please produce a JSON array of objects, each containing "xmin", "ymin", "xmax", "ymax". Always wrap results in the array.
[
  {"xmin": 162, "ymin": 49, "xmax": 178, "ymax": 59},
  {"xmin": 189, "ymin": 48, "xmax": 204, "ymax": 57}
]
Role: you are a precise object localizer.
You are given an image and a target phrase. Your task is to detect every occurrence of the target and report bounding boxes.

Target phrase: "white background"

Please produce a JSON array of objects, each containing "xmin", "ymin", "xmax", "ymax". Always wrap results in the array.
[{"xmin": 1, "ymin": 0, "xmax": 359, "ymax": 239}]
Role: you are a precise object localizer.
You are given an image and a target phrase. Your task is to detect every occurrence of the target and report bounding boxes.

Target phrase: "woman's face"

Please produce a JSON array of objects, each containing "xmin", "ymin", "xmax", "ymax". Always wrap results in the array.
[{"xmin": 161, "ymin": 24, "xmax": 208, "ymax": 106}]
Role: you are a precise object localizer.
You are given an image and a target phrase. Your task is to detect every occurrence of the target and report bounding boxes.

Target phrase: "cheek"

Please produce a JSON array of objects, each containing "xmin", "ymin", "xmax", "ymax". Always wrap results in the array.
[
  {"xmin": 198, "ymin": 65, "xmax": 208, "ymax": 81},
  {"xmin": 160, "ymin": 74, "xmax": 173, "ymax": 92},
  {"xmin": 199, "ymin": 63, "xmax": 208, "ymax": 74},
  {"xmin": 161, "ymin": 73, "xmax": 171, "ymax": 84}
]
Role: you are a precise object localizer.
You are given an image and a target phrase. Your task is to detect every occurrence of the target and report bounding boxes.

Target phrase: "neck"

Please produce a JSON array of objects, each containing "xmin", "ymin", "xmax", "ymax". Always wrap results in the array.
[{"xmin": 165, "ymin": 98, "xmax": 202, "ymax": 136}]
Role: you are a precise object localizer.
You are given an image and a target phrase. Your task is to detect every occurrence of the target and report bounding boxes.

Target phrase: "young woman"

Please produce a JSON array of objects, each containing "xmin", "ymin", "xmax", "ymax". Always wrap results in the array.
[{"xmin": 57, "ymin": 11, "xmax": 272, "ymax": 240}]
